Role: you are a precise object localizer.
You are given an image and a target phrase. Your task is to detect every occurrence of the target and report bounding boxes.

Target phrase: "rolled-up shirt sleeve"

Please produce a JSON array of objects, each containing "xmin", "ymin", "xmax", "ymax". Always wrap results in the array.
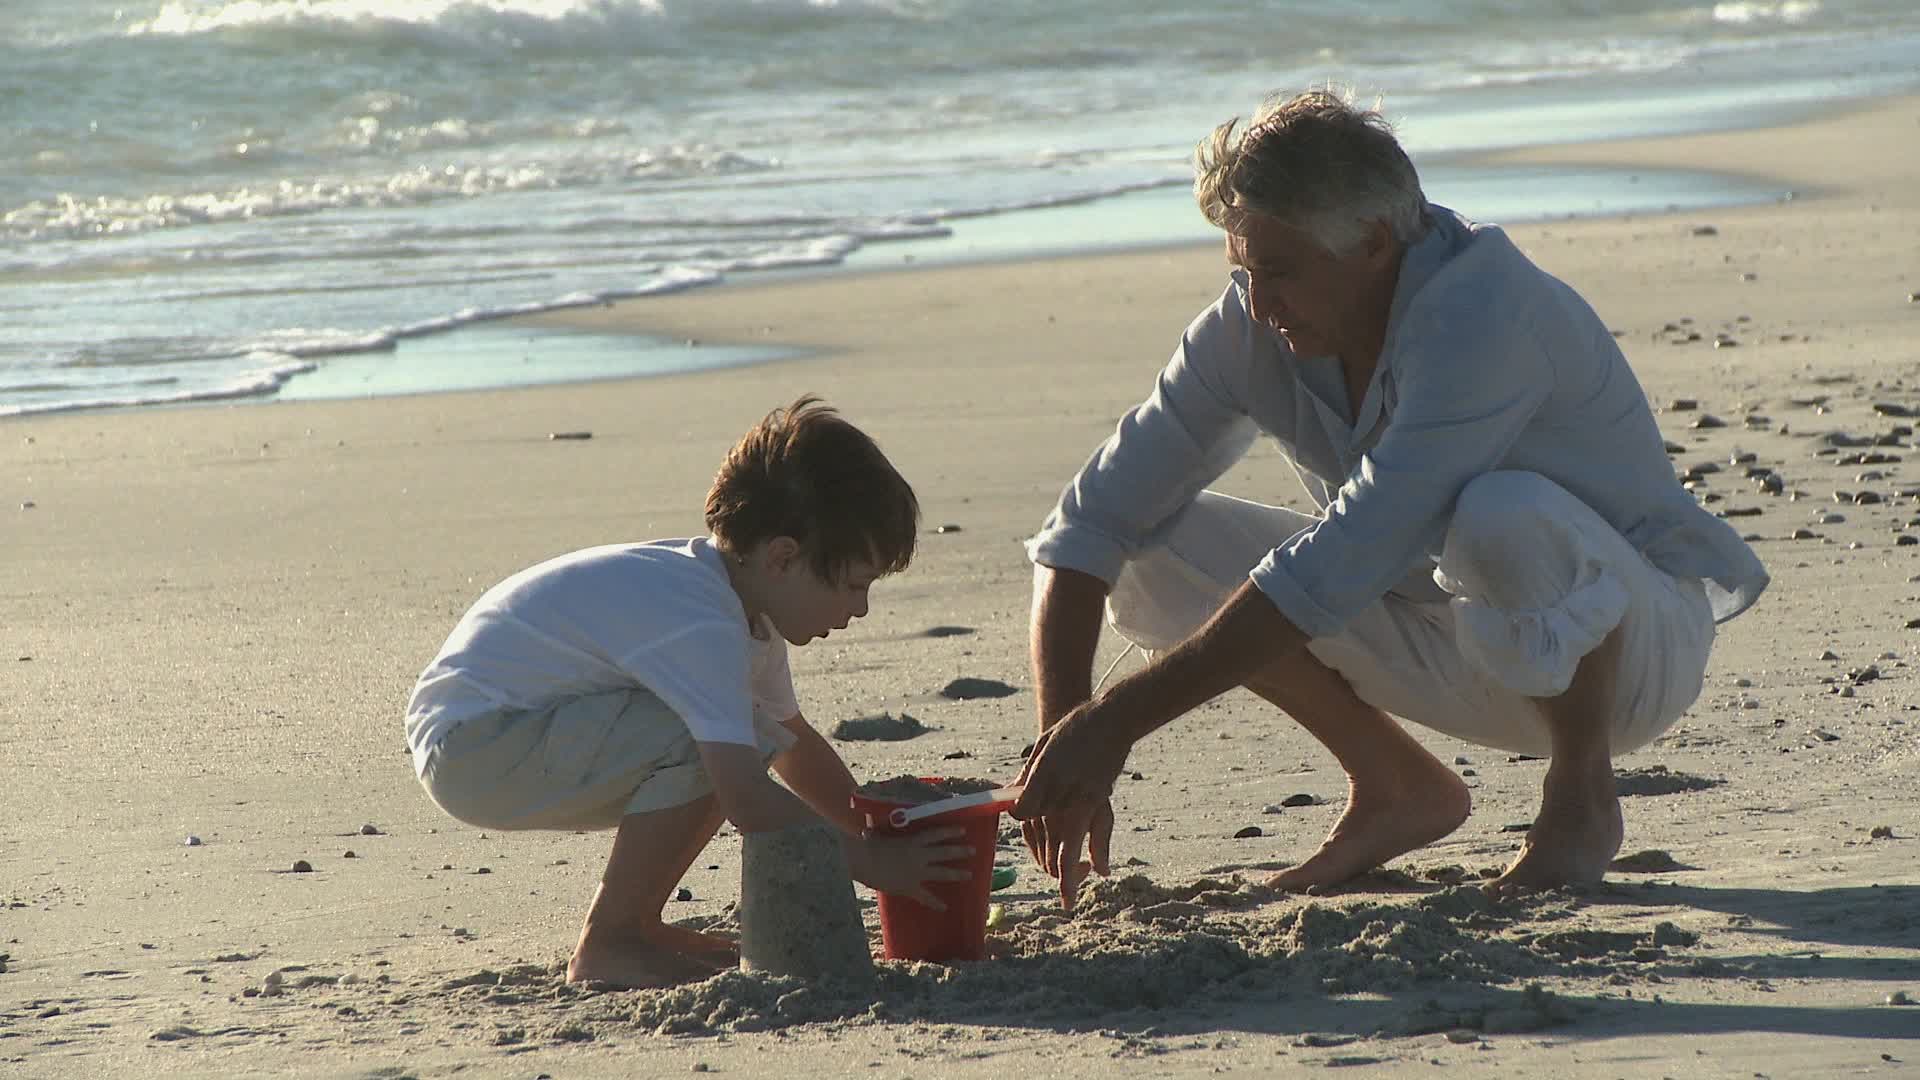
[
  {"xmin": 1250, "ymin": 309, "xmax": 1552, "ymax": 637},
  {"xmin": 1027, "ymin": 289, "xmax": 1262, "ymax": 585}
]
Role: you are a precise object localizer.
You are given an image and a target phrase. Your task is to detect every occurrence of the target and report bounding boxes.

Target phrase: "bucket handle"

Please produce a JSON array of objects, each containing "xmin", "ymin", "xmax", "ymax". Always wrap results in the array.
[{"xmin": 886, "ymin": 785, "xmax": 1024, "ymax": 830}]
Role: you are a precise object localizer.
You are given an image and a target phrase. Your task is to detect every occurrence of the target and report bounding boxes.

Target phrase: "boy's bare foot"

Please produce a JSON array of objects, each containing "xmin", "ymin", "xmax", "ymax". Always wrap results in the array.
[
  {"xmin": 1485, "ymin": 787, "xmax": 1623, "ymax": 897},
  {"xmin": 1265, "ymin": 764, "xmax": 1471, "ymax": 893},
  {"xmin": 654, "ymin": 923, "xmax": 740, "ymax": 965},
  {"xmin": 567, "ymin": 936, "xmax": 730, "ymax": 989}
]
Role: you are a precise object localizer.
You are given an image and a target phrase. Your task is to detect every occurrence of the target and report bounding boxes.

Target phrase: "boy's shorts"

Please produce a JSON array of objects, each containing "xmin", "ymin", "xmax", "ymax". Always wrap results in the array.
[{"xmin": 418, "ymin": 688, "xmax": 798, "ymax": 831}]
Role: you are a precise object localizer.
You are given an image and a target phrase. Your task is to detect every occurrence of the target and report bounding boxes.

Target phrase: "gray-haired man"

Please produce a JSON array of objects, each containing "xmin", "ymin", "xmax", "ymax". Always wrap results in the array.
[{"xmin": 1010, "ymin": 89, "xmax": 1768, "ymax": 908}]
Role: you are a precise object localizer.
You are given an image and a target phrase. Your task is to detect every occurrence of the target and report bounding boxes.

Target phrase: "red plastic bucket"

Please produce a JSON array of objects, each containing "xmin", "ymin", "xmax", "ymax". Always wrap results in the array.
[{"xmin": 851, "ymin": 779, "xmax": 1007, "ymax": 963}]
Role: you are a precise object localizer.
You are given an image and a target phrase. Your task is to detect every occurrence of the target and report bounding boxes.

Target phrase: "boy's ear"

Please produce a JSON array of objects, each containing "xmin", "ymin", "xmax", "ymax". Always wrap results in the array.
[{"xmin": 763, "ymin": 535, "xmax": 802, "ymax": 572}]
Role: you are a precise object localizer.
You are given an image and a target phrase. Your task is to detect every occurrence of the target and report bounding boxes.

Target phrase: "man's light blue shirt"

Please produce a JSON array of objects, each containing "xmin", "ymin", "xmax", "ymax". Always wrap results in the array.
[{"xmin": 1028, "ymin": 205, "xmax": 1769, "ymax": 639}]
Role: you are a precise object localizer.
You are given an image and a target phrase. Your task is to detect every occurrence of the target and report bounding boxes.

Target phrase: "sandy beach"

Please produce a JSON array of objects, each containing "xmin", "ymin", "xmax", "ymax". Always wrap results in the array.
[{"xmin": 5, "ymin": 95, "xmax": 1919, "ymax": 1078}]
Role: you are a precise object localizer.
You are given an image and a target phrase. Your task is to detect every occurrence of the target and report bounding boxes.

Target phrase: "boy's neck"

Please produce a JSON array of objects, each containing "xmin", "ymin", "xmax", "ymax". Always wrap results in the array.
[{"xmin": 718, "ymin": 541, "xmax": 771, "ymax": 637}]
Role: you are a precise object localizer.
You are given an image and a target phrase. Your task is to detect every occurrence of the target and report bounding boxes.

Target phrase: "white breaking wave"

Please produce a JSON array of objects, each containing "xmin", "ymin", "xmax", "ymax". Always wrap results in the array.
[
  {"xmin": 0, "ymin": 355, "xmax": 318, "ymax": 418},
  {"xmin": 126, "ymin": 0, "xmax": 934, "ymax": 47},
  {"xmin": 1712, "ymin": 1, "xmax": 1823, "ymax": 26},
  {"xmin": 1, "ymin": 144, "xmax": 778, "ymax": 243}
]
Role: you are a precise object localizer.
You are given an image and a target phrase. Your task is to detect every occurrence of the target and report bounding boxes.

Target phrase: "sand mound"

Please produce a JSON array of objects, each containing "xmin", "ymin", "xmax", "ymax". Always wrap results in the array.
[
  {"xmin": 339, "ymin": 872, "xmax": 1714, "ymax": 1043},
  {"xmin": 829, "ymin": 712, "xmax": 929, "ymax": 741}
]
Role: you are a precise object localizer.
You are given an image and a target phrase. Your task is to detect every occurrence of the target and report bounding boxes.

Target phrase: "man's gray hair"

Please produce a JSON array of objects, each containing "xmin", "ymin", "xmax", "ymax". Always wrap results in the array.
[{"xmin": 1194, "ymin": 87, "xmax": 1427, "ymax": 255}]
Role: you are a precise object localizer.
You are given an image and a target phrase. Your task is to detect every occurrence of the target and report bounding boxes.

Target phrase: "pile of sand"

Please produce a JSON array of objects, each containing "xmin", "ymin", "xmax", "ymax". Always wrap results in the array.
[{"xmin": 345, "ymin": 871, "xmax": 1715, "ymax": 1043}]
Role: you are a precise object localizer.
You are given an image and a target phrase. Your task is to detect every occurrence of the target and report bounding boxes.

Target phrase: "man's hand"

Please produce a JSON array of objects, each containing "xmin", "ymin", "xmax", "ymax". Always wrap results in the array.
[
  {"xmin": 1015, "ymin": 699, "xmax": 1134, "ymax": 815},
  {"xmin": 1012, "ymin": 700, "xmax": 1134, "ymax": 908},
  {"xmin": 1018, "ymin": 798, "xmax": 1113, "ymax": 910}
]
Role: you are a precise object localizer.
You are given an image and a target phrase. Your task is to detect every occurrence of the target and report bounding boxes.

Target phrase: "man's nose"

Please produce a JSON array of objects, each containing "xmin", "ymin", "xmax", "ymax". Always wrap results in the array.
[{"xmin": 1246, "ymin": 281, "xmax": 1283, "ymax": 328}]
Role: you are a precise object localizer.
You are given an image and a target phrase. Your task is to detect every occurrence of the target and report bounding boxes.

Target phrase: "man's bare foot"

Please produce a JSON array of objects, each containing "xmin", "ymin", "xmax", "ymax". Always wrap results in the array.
[
  {"xmin": 1485, "ymin": 785, "xmax": 1623, "ymax": 897},
  {"xmin": 567, "ymin": 933, "xmax": 731, "ymax": 989},
  {"xmin": 1265, "ymin": 763, "xmax": 1471, "ymax": 893}
]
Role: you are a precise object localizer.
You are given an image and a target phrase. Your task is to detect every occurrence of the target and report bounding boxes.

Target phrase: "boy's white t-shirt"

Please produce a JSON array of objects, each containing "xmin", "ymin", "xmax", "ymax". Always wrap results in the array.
[{"xmin": 405, "ymin": 538, "xmax": 800, "ymax": 775}]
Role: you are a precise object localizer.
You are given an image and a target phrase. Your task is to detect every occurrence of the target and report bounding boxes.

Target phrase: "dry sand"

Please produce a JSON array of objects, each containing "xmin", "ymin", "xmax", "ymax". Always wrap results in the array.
[{"xmin": 4, "ymin": 96, "xmax": 1919, "ymax": 1078}]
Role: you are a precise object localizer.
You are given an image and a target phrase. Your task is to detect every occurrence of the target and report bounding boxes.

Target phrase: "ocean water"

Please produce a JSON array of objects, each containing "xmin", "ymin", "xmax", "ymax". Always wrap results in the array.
[{"xmin": 5, "ymin": 0, "xmax": 1919, "ymax": 416}]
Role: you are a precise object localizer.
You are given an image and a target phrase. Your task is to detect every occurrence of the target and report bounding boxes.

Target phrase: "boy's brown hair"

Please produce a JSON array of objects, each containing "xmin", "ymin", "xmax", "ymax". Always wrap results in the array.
[{"xmin": 705, "ymin": 396, "xmax": 919, "ymax": 581}]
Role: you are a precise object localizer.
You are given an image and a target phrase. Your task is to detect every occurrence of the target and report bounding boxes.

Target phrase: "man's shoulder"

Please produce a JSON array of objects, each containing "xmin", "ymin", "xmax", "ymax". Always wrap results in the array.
[{"xmin": 1402, "ymin": 217, "xmax": 1565, "ymax": 337}]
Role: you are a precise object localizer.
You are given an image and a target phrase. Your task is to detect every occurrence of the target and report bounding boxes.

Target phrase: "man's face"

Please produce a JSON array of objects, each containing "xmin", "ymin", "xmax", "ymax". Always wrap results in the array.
[
  {"xmin": 763, "ymin": 555, "xmax": 878, "ymax": 646},
  {"xmin": 1226, "ymin": 215, "xmax": 1393, "ymax": 364}
]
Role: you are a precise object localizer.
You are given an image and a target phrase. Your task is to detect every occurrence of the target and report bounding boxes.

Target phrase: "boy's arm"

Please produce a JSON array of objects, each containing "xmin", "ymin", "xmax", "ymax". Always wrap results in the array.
[
  {"xmin": 769, "ymin": 713, "xmax": 864, "ymax": 834},
  {"xmin": 696, "ymin": 741, "xmax": 819, "ymax": 834},
  {"xmin": 698, "ymin": 735, "xmax": 972, "ymax": 908}
]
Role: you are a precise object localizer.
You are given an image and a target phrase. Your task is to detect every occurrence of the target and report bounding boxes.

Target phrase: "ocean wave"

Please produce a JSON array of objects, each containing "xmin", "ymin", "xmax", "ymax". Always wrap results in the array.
[
  {"xmin": 124, "ymin": 0, "xmax": 937, "ymax": 52},
  {"xmin": 1712, "ymin": 1, "xmax": 1823, "ymax": 25},
  {"xmin": 1, "ymin": 143, "xmax": 778, "ymax": 243},
  {"xmin": 0, "ymin": 355, "xmax": 317, "ymax": 418}
]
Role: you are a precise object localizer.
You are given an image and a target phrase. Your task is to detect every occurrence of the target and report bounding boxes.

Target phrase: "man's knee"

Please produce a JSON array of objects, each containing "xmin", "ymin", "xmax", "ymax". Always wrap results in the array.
[{"xmin": 1441, "ymin": 471, "xmax": 1569, "ymax": 586}]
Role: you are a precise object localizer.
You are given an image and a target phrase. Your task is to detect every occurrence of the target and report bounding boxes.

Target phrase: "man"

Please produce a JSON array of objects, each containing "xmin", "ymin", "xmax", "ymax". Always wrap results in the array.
[{"xmin": 1010, "ymin": 88, "xmax": 1768, "ymax": 908}]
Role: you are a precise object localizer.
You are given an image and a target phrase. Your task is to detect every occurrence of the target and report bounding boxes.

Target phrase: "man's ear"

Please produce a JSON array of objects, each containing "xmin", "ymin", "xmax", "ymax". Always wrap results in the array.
[
  {"xmin": 763, "ymin": 535, "xmax": 802, "ymax": 573},
  {"xmin": 1361, "ymin": 219, "xmax": 1395, "ymax": 267}
]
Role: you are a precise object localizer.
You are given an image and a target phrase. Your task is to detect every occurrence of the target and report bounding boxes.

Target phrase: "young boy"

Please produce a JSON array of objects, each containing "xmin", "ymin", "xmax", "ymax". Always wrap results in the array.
[{"xmin": 404, "ymin": 397, "xmax": 969, "ymax": 988}]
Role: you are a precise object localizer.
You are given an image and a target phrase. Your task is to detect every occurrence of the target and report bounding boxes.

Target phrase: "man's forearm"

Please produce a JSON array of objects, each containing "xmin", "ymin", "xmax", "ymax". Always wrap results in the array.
[
  {"xmin": 1030, "ymin": 564, "xmax": 1109, "ymax": 727},
  {"xmin": 1096, "ymin": 579, "xmax": 1308, "ymax": 744}
]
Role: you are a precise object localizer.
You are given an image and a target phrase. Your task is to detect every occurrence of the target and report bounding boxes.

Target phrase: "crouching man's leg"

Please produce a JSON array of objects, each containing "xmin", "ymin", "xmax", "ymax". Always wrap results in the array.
[
  {"xmin": 1242, "ymin": 654, "xmax": 1472, "ymax": 892},
  {"xmin": 1436, "ymin": 472, "xmax": 1714, "ymax": 893},
  {"xmin": 1107, "ymin": 491, "xmax": 1470, "ymax": 892}
]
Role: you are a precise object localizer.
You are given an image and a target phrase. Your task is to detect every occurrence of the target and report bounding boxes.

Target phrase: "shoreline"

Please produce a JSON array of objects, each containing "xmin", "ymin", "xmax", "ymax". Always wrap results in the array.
[
  {"xmin": 282, "ymin": 90, "xmax": 1920, "ymax": 405},
  {"xmin": 519, "ymin": 93, "xmax": 1915, "ymax": 369},
  {"xmin": 7, "ymin": 91, "xmax": 1901, "ymax": 422}
]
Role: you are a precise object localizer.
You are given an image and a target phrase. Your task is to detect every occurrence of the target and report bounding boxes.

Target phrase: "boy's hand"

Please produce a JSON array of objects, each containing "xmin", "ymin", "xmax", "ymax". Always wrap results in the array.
[{"xmin": 859, "ymin": 826, "xmax": 973, "ymax": 911}]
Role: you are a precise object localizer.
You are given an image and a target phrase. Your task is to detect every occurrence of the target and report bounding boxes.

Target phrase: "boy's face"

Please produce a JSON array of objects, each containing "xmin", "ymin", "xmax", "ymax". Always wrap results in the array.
[{"xmin": 763, "ymin": 553, "xmax": 881, "ymax": 646}]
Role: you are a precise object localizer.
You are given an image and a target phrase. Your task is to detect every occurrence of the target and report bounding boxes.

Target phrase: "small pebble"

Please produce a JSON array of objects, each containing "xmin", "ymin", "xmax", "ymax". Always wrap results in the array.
[
  {"xmin": 1889, "ymin": 990, "xmax": 1914, "ymax": 1005},
  {"xmin": 343, "ymin": 850, "xmax": 355, "ymax": 859},
  {"xmin": 360, "ymin": 824, "xmax": 381, "ymax": 836},
  {"xmin": 1281, "ymin": 793, "xmax": 1316, "ymax": 808},
  {"xmin": 291, "ymin": 860, "xmax": 313, "ymax": 873},
  {"xmin": 1870, "ymin": 825, "xmax": 1895, "ymax": 840},
  {"xmin": 184, "ymin": 835, "xmax": 203, "ymax": 847},
  {"xmin": 1233, "ymin": 826, "xmax": 1263, "ymax": 839},
  {"xmin": 675, "ymin": 887, "xmax": 694, "ymax": 901},
  {"xmin": 548, "ymin": 431, "xmax": 592, "ymax": 440},
  {"xmin": 934, "ymin": 523, "xmax": 963, "ymax": 534}
]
